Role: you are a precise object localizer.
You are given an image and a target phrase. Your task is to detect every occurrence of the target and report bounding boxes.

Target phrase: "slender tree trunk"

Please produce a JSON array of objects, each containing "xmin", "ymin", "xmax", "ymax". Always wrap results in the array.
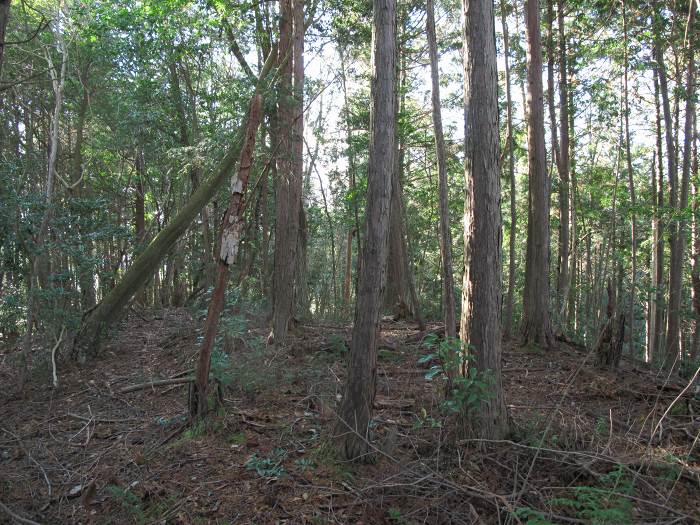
[
  {"xmin": 652, "ymin": 66, "xmax": 666, "ymax": 360},
  {"xmin": 545, "ymin": 0, "xmax": 564, "ymax": 320},
  {"xmin": 556, "ymin": 0, "xmax": 571, "ymax": 322},
  {"xmin": 521, "ymin": 0, "xmax": 555, "ymax": 348},
  {"xmin": 293, "ymin": 0, "xmax": 308, "ymax": 318},
  {"xmin": 691, "ymin": 115, "xmax": 699, "ymax": 361},
  {"xmin": 190, "ymin": 94, "xmax": 263, "ymax": 420},
  {"xmin": 427, "ymin": 0, "xmax": 455, "ymax": 339},
  {"xmin": 499, "ymin": 0, "xmax": 517, "ymax": 338},
  {"xmin": 663, "ymin": 5, "xmax": 694, "ymax": 366},
  {"xmin": 334, "ymin": 0, "xmax": 396, "ymax": 461},
  {"xmin": 339, "ymin": 47, "xmax": 363, "ymax": 271},
  {"xmin": 315, "ymin": 169, "xmax": 339, "ymax": 309},
  {"xmin": 622, "ymin": 0, "xmax": 637, "ymax": 355},
  {"xmin": 461, "ymin": 0, "xmax": 508, "ymax": 439}
]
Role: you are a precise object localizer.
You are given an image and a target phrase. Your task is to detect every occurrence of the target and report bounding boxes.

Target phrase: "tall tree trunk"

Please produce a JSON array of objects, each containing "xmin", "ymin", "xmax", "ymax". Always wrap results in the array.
[
  {"xmin": 556, "ymin": 0, "xmax": 571, "ymax": 322},
  {"xmin": 622, "ymin": 0, "xmax": 637, "ymax": 355},
  {"xmin": 499, "ymin": 0, "xmax": 517, "ymax": 338},
  {"xmin": 271, "ymin": 0, "xmax": 302, "ymax": 343},
  {"xmin": 691, "ymin": 114, "xmax": 699, "ymax": 361},
  {"xmin": 385, "ymin": 31, "xmax": 423, "ymax": 327},
  {"xmin": 545, "ymin": 0, "xmax": 564, "ymax": 321},
  {"xmin": 73, "ymin": 53, "xmax": 277, "ymax": 359},
  {"xmin": 461, "ymin": 0, "xmax": 508, "ymax": 439},
  {"xmin": 521, "ymin": 0, "xmax": 555, "ymax": 348},
  {"xmin": 339, "ymin": 47, "xmax": 363, "ymax": 272},
  {"xmin": 652, "ymin": 66, "xmax": 666, "ymax": 360},
  {"xmin": 427, "ymin": 0, "xmax": 456, "ymax": 340},
  {"xmin": 293, "ymin": 0, "xmax": 308, "ymax": 318},
  {"xmin": 190, "ymin": 94, "xmax": 263, "ymax": 420},
  {"xmin": 334, "ymin": 0, "xmax": 396, "ymax": 461},
  {"xmin": 663, "ymin": 5, "xmax": 694, "ymax": 366}
]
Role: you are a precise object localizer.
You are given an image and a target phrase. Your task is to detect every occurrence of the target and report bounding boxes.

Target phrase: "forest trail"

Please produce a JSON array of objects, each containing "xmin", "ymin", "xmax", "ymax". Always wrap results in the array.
[{"xmin": 1, "ymin": 309, "xmax": 699, "ymax": 524}]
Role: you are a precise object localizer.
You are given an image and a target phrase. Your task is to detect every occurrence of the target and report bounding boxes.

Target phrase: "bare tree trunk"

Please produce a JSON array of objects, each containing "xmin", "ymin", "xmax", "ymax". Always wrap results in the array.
[
  {"xmin": 461, "ymin": 0, "xmax": 508, "ymax": 439},
  {"xmin": 293, "ymin": 0, "xmax": 308, "ymax": 318},
  {"xmin": 546, "ymin": 0, "xmax": 564, "ymax": 322},
  {"xmin": 622, "ymin": 0, "xmax": 637, "ymax": 355},
  {"xmin": 692, "ymin": 115, "xmax": 700, "ymax": 361},
  {"xmin": 663, "ymin": 6, "xmax": 694, "ymax": 367},
  {"xmin": 651, "ymin": 66, "xmax": 666, "ymax": 360},
  {"xmin": 334, "ymin": 0, "xmax": 396, "ymax": 461},
  {"xmin": 339, "ymin": 47, "xmax": 363, "ymax": 272},
  {"xmin": 427, "ymin": 0, "xmax": 456, "ymax": 340},
  {"xmin": 314, "ymin": 163, "xmax": 339, "ymax": 310},
  {"xmin": 499, "ymin": 0, "xmax": 517, "ymax": 338},
  {"xmin": 556, "ymin": 0, "xmax": 571, "ymax": 323},
  {"xmin": 385, "ymin": 34, "xmax": 423, "ymax": 328},
  {"xmin": 190, "ymin": 94, "xmax": 263, "ymax": 420},
  {"xmin": 271, "ymin": 0, "xmax": 302, "ymax": 343},
  {"xmin": 521, "ymin": 0, "xmax": 555, "ymax": 348}
]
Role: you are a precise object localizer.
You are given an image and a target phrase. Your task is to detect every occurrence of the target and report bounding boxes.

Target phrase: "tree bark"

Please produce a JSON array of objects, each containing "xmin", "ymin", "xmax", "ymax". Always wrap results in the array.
[
  {"xmin": 622, "ymin": 0, "xmax": 637, "ymax": 355},
  {"xmin": 664, "ymin": 5, "xmax": 694, "ymax": 367},
  {"xmin": 190, "ymin": 94, "xmax": 263, "ymax": 420},
  {"xmin": 0, "ymin": 0, "xmax": 10, "ymax": 81},
  {"xmin": 293, "ymin": 0, "xmax": 308, "ymax": 318},
  {"xmin": 651, "ymin": 66, "xmax": 666, "ymax": 361},
  {"xmin": 73, "ymin": 53, "xmax": 277, "ymax": 359},
  {"xmin": 521, "ymin": 0, "xmax": 555, "ymax": 348},
  {"xmin": 499, "ymin": 0, "xmax": 517, "ymax": 338},
  {"xmin": 334, "ymin": 0, "xmax": 396, "ymax": 462},
  {"xmin": 271, "ymin": 0, "xmax": 302, "ymax": 343},
  {"xmin": 556, "ymin": 0, "xmax": 571, "ymax": 323},
  {"xmin": 385, "ymin": 30, "xmax": 423, "ymax": 328},
  {"xmin": 691, "ymin": 114, "xmax": 699, "ymax": 361},
  {"xmin": 461, "ymin": 0, "xmax": 509, "ymax": 439},
  {"xmin": 427, "ymin": 0, "xmax": 456, "ymax": 340}
]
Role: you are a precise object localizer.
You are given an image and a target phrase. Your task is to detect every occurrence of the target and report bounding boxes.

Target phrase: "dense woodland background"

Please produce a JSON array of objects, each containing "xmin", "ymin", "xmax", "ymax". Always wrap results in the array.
[{"xmin": 1, "ymin": 0, "xmax": 700, "ymax": 522}]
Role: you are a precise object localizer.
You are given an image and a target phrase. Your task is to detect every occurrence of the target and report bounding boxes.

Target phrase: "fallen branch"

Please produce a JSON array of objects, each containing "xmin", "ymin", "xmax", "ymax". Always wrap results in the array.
[
  {"xmin": 120, "ymin": 377, "xmax": 193, "ymax": 394},
  {"xmin": 0, "ymin": 500, "xmax": 41, "ymax": 525}
]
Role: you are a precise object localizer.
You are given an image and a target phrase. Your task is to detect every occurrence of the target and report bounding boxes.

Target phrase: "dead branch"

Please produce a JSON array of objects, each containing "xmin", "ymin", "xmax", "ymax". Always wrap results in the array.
[{"xmin": 119, "ymin": 377, "xmax": 193, "ymax": 393}]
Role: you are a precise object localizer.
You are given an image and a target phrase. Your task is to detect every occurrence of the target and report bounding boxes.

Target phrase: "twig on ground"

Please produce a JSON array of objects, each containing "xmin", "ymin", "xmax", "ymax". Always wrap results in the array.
[
  {"xmin": 0, "ymin": 500, "xmax": 42, "ymax": 525},
  {"xmin": 119, "ymin": 377, "xmax": 193, "ymax": 393}
]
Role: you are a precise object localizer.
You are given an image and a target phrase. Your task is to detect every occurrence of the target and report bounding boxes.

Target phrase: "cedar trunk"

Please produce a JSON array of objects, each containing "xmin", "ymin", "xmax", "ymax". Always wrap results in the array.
[
  {"xmin": 427, "ymin": 0, "xmax": 456, "ymax": 340},
  {"xmin": 521, "ymin": 0, "xmax": 555, "ymax": 348},
  {"xmin": 461, "ymin": 0, "xmax": 509, "ymax": 439},
  {"xmin": 334, "ymin": 0, "xmax": 396, "ymax": 461}
]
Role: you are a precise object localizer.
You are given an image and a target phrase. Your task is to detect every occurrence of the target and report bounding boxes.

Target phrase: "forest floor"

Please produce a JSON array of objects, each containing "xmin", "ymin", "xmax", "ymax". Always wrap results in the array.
[{"xmin": 1, "ymin": 308, "xmax": 700, "ymax": 524}]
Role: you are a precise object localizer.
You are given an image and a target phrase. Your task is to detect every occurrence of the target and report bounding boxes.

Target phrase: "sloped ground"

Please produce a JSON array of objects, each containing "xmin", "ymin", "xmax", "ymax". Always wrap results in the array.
[{"xmin": 1, "ymin": 308, "xmax": 699, "ymax": 524}]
